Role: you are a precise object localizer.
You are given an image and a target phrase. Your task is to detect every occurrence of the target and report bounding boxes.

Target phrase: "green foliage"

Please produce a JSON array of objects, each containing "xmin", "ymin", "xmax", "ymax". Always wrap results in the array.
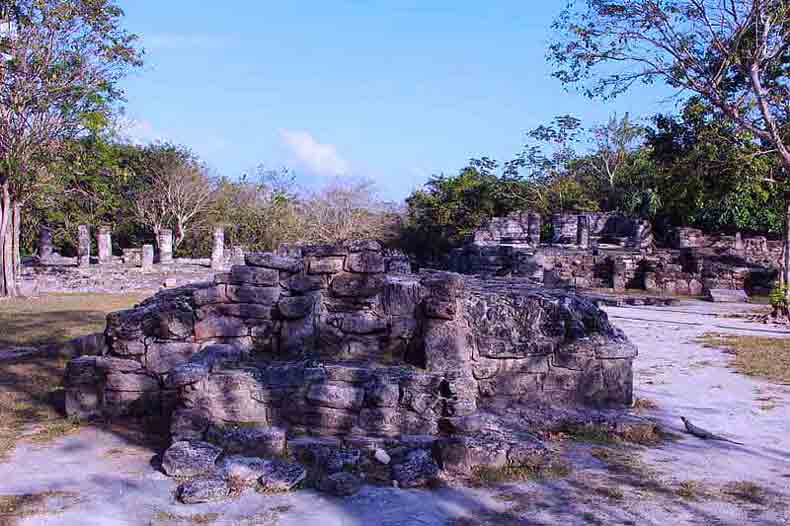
[
  {"xmin": 769, "ymin": 286, "xmax": 790, "ymax": 311},
  {"xmin": 647, "ymin": 98, "xmax": 785, "ymax": 235}
]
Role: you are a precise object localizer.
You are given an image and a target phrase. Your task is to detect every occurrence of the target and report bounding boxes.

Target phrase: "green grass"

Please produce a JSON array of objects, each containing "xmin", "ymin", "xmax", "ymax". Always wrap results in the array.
[
  {"xmin": 473, "ymin": 461, "xmax": 572, "ymax": 486},
  {"xmin": 0, "ymin": 292, "xmax": 147, "ymax": 460},
  {"xmin": 0, "ymin": 293, "xmax": 148, "ymax": 348},
  {"xmin": 696, "ymin": 333, "xmax": 790, "ymax": 384}
]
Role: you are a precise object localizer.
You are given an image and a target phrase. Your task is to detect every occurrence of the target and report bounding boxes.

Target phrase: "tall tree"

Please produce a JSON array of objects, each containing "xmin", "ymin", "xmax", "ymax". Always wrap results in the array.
[
  {"xmin": 549, "ymin": 0, "xmax": 790, "ymax": 287},
  {"xmin": 0, "ymin": 0, "xmax": 141, "ymax": 296}
]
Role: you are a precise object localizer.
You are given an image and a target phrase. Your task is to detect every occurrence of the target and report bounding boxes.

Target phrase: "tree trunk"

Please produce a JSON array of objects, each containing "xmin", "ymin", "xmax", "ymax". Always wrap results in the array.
[
  {"xmin": 784, "ymin": 197, "xmax": 790, "ymax": 301},
  {"xmin": 12, "ymin": 202, "xmax": 20, "ymax": 277},
  {"xmin": 0, "ymin": 183, "xmax": 17, "ymax": 297}
]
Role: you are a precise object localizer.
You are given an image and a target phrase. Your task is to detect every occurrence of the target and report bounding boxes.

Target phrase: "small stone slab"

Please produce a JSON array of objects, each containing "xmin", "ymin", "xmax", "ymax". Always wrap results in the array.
[
  {"xmin": 707, "ymin": 288, "xmax": 748, "ymax": 303},
  {"xmin": 206, "ymin": 425, "xmax": 286, "ymax": 457},
  {"xmin": 177, "ymin": 475, "xmax": 230, "ymax": 504},
  {"xmin": 318, "ymin": 472, "xmax": 362, "ymax": 497},
  {"xmin": 218, "ymin": 455, "xmax": 271, "ymax": 485},
  {"xmin": 391, "ymin": 449, "xmax": 439, "ymax": 488},
  {"xmin": 258, "ymin": 459, "xmax": 307, "ymax": 492},
  {"xmin": 161, "ymin": 440, "xmax": 222, "ymax": 478}
]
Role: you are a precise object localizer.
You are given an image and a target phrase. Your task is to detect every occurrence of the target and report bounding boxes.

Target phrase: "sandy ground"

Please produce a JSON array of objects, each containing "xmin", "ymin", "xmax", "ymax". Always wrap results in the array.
[{"xmin": 2, "ymin": 300, "xmax": 789, "ymax": 525}]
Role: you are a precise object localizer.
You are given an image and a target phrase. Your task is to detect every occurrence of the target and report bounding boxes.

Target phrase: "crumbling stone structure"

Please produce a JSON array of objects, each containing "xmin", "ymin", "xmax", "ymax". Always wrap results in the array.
[
  {"xmin": 451, "ymin": 212, "xmax": 779, "ymax": 298},
  {"xmin": 63, "ymin": 241, "xmax": 636, "ymax": 499}
]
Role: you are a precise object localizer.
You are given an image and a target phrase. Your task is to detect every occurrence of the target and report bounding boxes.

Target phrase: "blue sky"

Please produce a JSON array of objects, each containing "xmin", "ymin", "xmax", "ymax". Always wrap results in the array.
[{"xmin": 117, "ymin": 1, "xmax": 677, "ymax": 201}]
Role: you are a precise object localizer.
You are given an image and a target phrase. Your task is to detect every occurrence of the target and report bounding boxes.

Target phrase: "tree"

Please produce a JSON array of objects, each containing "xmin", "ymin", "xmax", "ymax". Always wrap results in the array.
[
  {"xmin": 129, "ymin": 143, "xmax": 214, "ymax": 249},
  {"xmin": 0, "ymin": 0, "xmax": 141, "ymax": 296},
  {"xmin": 299, "ymin": 178, "xmax": 400, "ymax": 245},
  {"xmin": 549, "ymin": 0, "xmax": 790, "ymax": 287}
]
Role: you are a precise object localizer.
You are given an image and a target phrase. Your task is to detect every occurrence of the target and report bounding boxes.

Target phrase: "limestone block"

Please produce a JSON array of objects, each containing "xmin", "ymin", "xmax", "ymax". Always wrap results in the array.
[
  {"xmin": 177, "ymin": 476, "xmax": 229, "ymax": 504},
  {"xmin": 707, "ymin": 288, "xmax": 748, "ymax": 303},
  {"xmin": 345, "ymin": 251, "xmax": 385, "ymax": 273},
  {"xmin": 278, "ymin": 295, "xmax": 316, "ymax": 319},
  {"xmin": 391, "ymin": 449, "xmax": 439, "ymax": 488},
  {"xmin": 206, "ymin": 424, "xmax": 286, "ymax": 457},
  {"xmin": 194, "ymin": 316, "xmax": 249, "ymax": 340},
  {"xmin": 104, "ymin": 372, "xmax": 159, "ymax": 392},
  {"xmin": 145, "ymin": 342, "xmax": 201, "ymax": 374},
  {"xmin": 330, "ymin": 273, "xmax": 385, "ymax": 298},
  {"xmin": 226, "ymin": 284, "xmax": 281, "ymax": 304},
  {"xmin": 228, "ymin": 265, "xmax": 279, "ymax": 286},
  {"xmin": 245, "ymin": 253, "xmax": 304, "ymax": 273},
  {"xmin": 308, "ymin": 257, "xmax": 346, "ymax": 274},
  {"xmin": 306, "ymin": 382, "xmax": 365, "ymax": 411},
  {"xmin": 193, "ymin": 285, "xmax": 229, "ymax": 306}
]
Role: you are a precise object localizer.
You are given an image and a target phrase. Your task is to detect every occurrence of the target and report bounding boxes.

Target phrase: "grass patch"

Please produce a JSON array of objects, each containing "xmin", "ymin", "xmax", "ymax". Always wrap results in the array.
[
  {"xmin": 563, "ymin": 421, "xmax": 665, "ymax": 446},
  {"xmin": 722, "ymin": 481, "xmax": 767, "ymax": 505},
  {"xmin": 696, "ymin": 333, "xmax": 790, "ymax": 384},
  {"xmin": 0, "ymin": 292, "xmax": 147, "ymax": 348},
  {"xmin": 0, "ymin": 491, "xmax": 81, "ymax": 526},
  {"xmin": 675, "ymin": 480, "xmax": 711, "ymax": 501},
  {"xmin": 472, "ymin": 460, "xmax": 571, "ymax": 486},
  {"xmin": 632, "ymin": 398, "xmax": 659, "ymax": 411}
]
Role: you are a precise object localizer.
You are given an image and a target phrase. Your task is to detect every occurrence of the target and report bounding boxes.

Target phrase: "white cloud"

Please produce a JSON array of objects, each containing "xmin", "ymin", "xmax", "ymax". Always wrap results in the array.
[
  {"xmin": 279, "ymin": 130, "xmax": 350, "ymax": 177},
  {"xmin": 115, "ymin": 117, "xmax": 166, "ymax": 145}
]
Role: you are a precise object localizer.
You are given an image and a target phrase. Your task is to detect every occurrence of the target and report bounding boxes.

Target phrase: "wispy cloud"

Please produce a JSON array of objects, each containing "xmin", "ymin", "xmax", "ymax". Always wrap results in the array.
[
  {"xmin": 280, "ymin": 130, "xmax": 350, "ymax": 177},
  {"xmin": 115, "ymin": 117, "xmax": 166, "ymax": 145}
]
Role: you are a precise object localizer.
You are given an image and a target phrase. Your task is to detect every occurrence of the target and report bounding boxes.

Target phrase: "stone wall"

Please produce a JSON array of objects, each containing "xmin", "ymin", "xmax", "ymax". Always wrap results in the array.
[{"xmin": 64, "ymin": 242, "xmax": 635, "ymax": 436}]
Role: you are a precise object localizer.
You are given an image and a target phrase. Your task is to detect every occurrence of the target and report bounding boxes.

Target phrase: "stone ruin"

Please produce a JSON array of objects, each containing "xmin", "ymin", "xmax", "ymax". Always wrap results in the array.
[
  {"xmin": 20, "ymin": 224, "xmax": 243, "ymax": 295},
  {"xmin": 450, "ymin": 211, "xmax": 780, "ymax": 299},
  {"xmin": 63, "ymin": 241, "xmax": 637, "ymax": 502}
]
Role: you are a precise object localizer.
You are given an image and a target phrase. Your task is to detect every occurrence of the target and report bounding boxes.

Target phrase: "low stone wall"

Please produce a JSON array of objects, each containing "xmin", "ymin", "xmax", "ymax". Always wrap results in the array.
[{"xmin": 63, "ymin": 242, "xmax": 636, "ymax": 494}]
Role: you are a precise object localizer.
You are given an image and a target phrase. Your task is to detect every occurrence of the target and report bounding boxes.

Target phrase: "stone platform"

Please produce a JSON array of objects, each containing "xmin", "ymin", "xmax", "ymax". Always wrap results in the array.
[{"xmin": 63, "ymin": 241, "xmax": 637, "ymax": 499}]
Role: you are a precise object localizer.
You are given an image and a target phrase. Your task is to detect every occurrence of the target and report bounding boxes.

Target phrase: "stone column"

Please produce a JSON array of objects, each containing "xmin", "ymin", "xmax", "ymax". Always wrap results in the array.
[
  {"xmin": 577, "ymin": 215, "xmax": 590, "ymax": 249},
  {"xmin": 77, "ymin": 225, "xmax": 91, "ymax": 268},
  {"xmin": 141, "ymin": 244, "xmax": 154, "ymax": 271},
  {"xmin": 211, "ymin": 226, "xmax": 225, "ymax": 270},
  {"xmin": 735, "ymin": 232, "xmax": 744, "ymax": 252},
  {"xmin": 158, "ymin": 229, "xmax": 174, "ymax": 264},
  {"xmin": 613, "ymin": 257, "xmax": 627, "ymax": 292},
  {"xmin": 39, "ymin": 227, "xmax": 54, "ymax": 261},
  {"xmin": 527, "ymin": 212, "xmax": 542, "ymax": 246},
  {"xmin": 98, "ymin": 226, "xmax": 112, "ymax": 264}
]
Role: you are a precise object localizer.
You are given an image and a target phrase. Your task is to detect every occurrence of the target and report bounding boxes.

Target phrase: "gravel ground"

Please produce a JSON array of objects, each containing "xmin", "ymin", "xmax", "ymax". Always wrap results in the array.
[{"xmin": 1, "ymin": 300, "xmax": 788, "ymax": 525}]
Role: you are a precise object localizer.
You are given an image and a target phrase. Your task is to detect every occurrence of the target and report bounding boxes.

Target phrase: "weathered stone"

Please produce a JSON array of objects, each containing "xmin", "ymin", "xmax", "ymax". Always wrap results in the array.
[
  {"xmin": 308, "ymin": 257, "xmax": 345, "ymax": 274},
  {"xmin": 257, "ymin": 459, "xmax": 307, "ymax": 492},
  {"xmin": 345, "ymin": 251, "xmax": 385, "ymax": 273},
  {"xmin": 98, "ymin": 226, "xmax": 112, "ymax": 264},
  {"xmin": 338, "ymin": 312, "xmax": 387, "ymax": 334},
  {"xmin": 707, "ymin": 288, "xmax": 748, "ymax": 303},
  {"xmin": 374, "ymin": 449, "xmax": 391, "ymax": 465},
  {"xmin": 145, "ymin": 342, "xmax": 200, "ymax": 374},
  {"xmin": 211, "ymin": 226, "xmax": 225, "ymax": 271},
  {"xmin": 95, "ymin": 357, "xmax": 143, "ymax": 373},
  {"xmin": 65, "ymin": 386, "xmax": 100, "ymax": 419},
  {"xmin": 170, "ymin": 408, "xmax": 210, "ymax": 441},
  {"xmin": 365, "ymin": 381, "xmax": 399, "ymax": 407},
  {"xmin": 306, "ymin": 383, "xmax": 365, "ymax": 411},
  {"xmin": 245, "ymin": 253, "xmax": 304, "ymax": 273},
  {"xmin": 65, "ymin": 356, "xmax": 102, "ymax": 385},
  {"xmin": 158, "ymin": 229, "xmax": 174, "ymax": 264},
  {"xmin": 77, "ymin": 225, "xmax": 91, "ymax": 268},
  {"xmin": 227, "ymin": 265, "xmax": 279, "ymax": 286},
  {"xmin": 382, "ymin": 277, "xmax": 422, "ymax": 316},
  {"xmin": 195, "ymin": 316, "xmax": 249, "ymax": 340},
  {"xmin": 392, "ymin": 449, "xmax": 439, "ymax": 488},
  {"xmin": 193, "ymin": 285, "xmax": 228, "ymax": 306},
  {"xmin": 177, "ymin": 476, "xmax": 229, "ymax": 504},
  {"xmin": 330, "ymin": 273, "xmax": 385, "ymax": 297},
  {"xmin": 199, "ymin": 303, "xmax": 273, "ymax": 320},
  {"xmin": 319, "ymin": 472, "xmax": 362, "ymax": 497},
  {"xmin": 278, "ymin": 295, "xmax": 315, "ymax": 319},
  {"xmin": 434, "ymin": 436, "xmax": 507, "ymax": 476},
  {"xmin": 165, "ymin": 362, "xmax": 210, "ymax": 389},
  {"xmin": 286, "ymin": 274, "xmax": 325, "ymax": 293},
  {"xmin": 161, "ymin": 440, "xmax": 222, "ymax": 478},
  {"xmin": 141, "ymin": 244, "xmax": 154, "ymax": 271},
  {"xmin": 218, "ymin": 455, "xmax": 271, "ymax": 485},
  {"xmin": 226, "ymin": 285, "xmax": 281, "ymax": 304},
  {"xmin": 422, "ymin": 298, "xmax": 456, "ymax": 320},
  {"xmin": 346, "ymin": 240, "xmax": 381, "ymax": 252},
  {"xmin": 104, "ymin": 372, "xmax": 159, "ymax": 392},
  {"xmin": 205, "ymin": 424, "xmax": 286, "ymax": 457}
]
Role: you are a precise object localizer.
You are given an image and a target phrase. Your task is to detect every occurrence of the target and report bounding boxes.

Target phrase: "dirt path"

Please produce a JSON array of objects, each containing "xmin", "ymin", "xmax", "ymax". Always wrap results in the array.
[{"xmin": 1, "ymin": 301, "xmax": 788, "ymax": 525}]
